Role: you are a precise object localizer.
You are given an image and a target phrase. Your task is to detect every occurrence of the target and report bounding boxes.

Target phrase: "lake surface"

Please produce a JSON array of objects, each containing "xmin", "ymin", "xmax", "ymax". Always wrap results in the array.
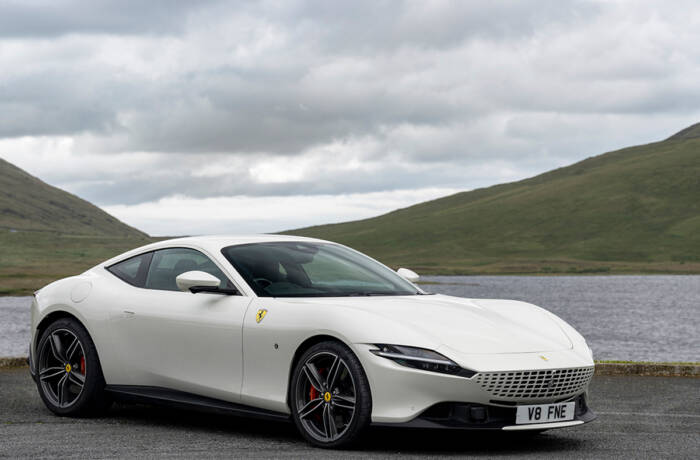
[
  {"xmin": 422, "ymin": 275, "xmax": 699, "ymax": 362},
  {"xmin": 0, "ymin": 295, "xmax": 31, "ymax": 358},
  {"xmin": 1, "ymin": 275, "xmax": 698, "ymax": 361}
]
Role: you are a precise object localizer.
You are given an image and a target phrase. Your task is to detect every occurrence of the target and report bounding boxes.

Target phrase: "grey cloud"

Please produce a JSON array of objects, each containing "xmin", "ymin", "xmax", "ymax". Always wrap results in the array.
[
  {"xmin": 0, "ymin": 0, "xmax": 605, "ymax": 149},
  {"xmin": 0, "ymin": 0, "xmax": 220, "ymax": 38},
  {"xmin": 119, "ymin": 78, "xmax": 465, "ymax": 155},
  {"xmin": 0, "ymin": 71, "xmax": 123, "ymax": 137},
  {"xmin": 64, "ymin": 168, "xmax": 468, "ymax": 206},
  {"xmin": 57, "ymin": 152, "xmax": 494, "ymax": 206},
  {"xmin": 280, "ymin": 0, "xmax": 600, "ymax": 52},
  {"xmin": 1, "ymin": 0, "xmax": 700, "ymax": 210}
]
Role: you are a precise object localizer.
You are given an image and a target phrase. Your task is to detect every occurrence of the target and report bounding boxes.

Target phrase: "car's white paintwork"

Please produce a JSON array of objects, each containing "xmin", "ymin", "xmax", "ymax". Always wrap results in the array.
[
  {"xmin": 175, "ymin": 270, "xmax": 221, "ymax": 292},
  {"xmin": 30, "ymin": 235, "xmax": 594, "ymax": 426},
  {"xmin": 396, "ymin": 267, "xmax": 420, "ymax": 282}
]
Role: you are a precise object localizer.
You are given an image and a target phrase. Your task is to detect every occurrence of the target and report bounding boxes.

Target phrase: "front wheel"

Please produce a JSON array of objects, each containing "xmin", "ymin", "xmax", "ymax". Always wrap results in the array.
[
  {"xmin": 35, "ymin": 317, "xmax": 111, "ymax": 416},
  {"xmin": 290, "ymin": 341, "xmax": 372, "ymax": 448}
]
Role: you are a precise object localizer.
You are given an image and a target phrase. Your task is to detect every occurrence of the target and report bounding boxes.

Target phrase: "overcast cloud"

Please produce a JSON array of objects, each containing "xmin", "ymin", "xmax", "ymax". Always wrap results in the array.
[{"xmin": 1, "ymin": 0, "xmax": 699, "ymax": 235}]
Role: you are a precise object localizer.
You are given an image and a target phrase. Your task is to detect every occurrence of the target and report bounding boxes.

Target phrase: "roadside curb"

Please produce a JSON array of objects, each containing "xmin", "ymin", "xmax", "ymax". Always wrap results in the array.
[
  {"xmin": 1, "ymin": 356, "xmax": 698, "ymax": 376},
  {"xmin": 594, "ymin": 362, "xmax": 699, "ymax": 377},
  {"xmin": 0, "ymin": 357, "xmax": 27, "ymax": 369}
]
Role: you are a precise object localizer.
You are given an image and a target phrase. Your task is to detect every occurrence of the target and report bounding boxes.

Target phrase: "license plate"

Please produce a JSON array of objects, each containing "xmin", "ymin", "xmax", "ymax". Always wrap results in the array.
[{"xmin": 515, "ymin": 402, "xmax": 575, "ymax": 424}]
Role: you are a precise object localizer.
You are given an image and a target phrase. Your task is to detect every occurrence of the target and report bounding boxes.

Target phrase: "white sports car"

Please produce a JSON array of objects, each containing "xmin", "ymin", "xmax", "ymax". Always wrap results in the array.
[{"xmin": 29, "ymin": 235, "xmax": 596, "ymax": 447}]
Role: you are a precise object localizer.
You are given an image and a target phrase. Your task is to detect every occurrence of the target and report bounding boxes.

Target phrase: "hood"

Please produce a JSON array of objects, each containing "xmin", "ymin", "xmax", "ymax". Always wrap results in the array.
[{"xmin": 283, "ymin": 294, "xmax": 573, "ymax": 355}]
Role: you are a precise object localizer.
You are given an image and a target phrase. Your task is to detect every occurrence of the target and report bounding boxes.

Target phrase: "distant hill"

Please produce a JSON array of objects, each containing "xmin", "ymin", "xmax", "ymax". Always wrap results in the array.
[
  {"xmin": 0, "ymin": 158, "xmax": 152, "ymax": 295},
  {"xmin": 0, "ymin": 158, "xmax": 146, "ymax": 237},
  {"xmin": 666, "ymin": 122, "xmax": 700, "ymax": 141},
  {"xmin": 287, "ymin": 124, "xmax": 700, "ymax": 275}
]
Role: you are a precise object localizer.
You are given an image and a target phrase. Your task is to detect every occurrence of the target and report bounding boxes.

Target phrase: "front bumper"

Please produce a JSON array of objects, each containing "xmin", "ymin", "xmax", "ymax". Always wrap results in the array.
[
  {"xmin": 355, "ymin": 344, "xmax": 595, "ymax": 424},
  {"xmin": 28, "ymin": 341, "xmax": 37, "ymax": 382},
  {"xmin": 373, "ymin": 392, "xmax": 596, "ymax": 430}
]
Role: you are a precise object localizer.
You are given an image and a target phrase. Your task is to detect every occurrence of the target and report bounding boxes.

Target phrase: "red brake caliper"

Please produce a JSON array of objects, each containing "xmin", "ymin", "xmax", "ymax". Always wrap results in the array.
[
  {"xmin": 80, "ymin": 356, "xmax": 86, "ymax": 374},
  {"xmin": 309, "ymin": 368, "xmax": 324, "ymax": 420}
]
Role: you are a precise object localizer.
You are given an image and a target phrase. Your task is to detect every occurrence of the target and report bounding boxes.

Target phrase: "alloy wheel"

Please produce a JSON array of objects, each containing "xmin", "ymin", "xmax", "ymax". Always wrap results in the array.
[
  {"xmin": 294, "ymin": 351, "xmax": 357, "ymax": 443},
  {"xmin": 38, "ymin": 329, "xmax": 86, "ymax": 408}
]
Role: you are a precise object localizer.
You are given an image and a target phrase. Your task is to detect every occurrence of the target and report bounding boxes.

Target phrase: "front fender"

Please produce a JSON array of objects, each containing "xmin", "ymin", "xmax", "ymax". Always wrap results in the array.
[
  {"xmin": 31, "ymin": 273, "xmax": 111, "ymax": 378},
  {"xmin": 238, "ymin": 298, "xmax": 439, "ymax": 414}
]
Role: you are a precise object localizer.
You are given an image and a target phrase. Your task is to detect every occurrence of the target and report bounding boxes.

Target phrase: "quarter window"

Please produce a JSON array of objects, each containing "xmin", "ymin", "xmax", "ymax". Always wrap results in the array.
[
  {"xmin": 145, "ymin": 248, "xmax": 233, "ymax": 292},
  {"xmin": 106, "ymin": 252, "xmax": 153, "ymax": 287}
]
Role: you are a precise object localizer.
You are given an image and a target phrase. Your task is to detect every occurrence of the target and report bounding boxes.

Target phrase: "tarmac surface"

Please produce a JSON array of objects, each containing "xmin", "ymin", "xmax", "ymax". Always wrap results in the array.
[{"xmin": 0, "ymin": 367, "xmax": 698, "ymax": 459}]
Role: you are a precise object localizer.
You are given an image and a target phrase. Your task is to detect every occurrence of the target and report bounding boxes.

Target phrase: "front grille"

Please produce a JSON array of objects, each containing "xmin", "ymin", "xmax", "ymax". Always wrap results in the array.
[{"xmin": 473, "ymin": 367, "xmax": 594, "ymax": 400}]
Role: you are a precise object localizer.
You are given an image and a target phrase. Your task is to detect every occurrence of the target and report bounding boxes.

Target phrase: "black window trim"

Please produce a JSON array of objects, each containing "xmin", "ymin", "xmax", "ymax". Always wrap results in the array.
[
  {"xmin": 105, "ymin": 246, "xmax": 242, "ymax": 295},
  {"xmin": 105, "ymin": 251, "xmax": 154, "ymax": 288}
]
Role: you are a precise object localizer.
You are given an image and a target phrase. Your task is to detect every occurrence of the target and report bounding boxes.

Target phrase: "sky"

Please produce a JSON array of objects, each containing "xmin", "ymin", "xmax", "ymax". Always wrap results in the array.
[{"xmin": 1, "ymin": 0, "xmax": 699, "ymax": 236}]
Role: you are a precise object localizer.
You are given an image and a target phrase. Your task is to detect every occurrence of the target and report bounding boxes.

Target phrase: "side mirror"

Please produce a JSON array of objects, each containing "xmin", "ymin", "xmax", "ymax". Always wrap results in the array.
[
  {"xmin": 397, "ymin": 267, "xmax": 419, "ymax": 282},
  {"xmin": 176, "ymin": 271, "xmax": 221, "ymax": 293}
]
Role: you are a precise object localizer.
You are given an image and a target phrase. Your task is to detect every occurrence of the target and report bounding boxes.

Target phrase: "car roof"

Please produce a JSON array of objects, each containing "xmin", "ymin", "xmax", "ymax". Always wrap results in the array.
[
  {"xmin": 159, "ymin": 234, "xmax": 327, "ymax": 247},
  {"xmin": 97, "ymin": 234, "xmax": 330, "ymax": 268}
]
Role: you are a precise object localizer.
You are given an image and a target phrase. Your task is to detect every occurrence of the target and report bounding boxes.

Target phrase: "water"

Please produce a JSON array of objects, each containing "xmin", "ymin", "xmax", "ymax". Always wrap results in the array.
[
  {"xmin": 0, "ymin": 296, "xmax": 31, "ymax": 357},
  {"xmin": 422, "ymin": 275, "xmax": 700, "ymax": 362},
  {"xmin": 1, "ymin": 276, "xmax": 698, "ymax": 361}
]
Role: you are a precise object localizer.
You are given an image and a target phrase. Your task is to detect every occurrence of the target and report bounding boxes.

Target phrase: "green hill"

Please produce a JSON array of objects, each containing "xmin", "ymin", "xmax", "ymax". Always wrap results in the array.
[
  {"xmin": 0, "ymin": 158, "xmax": 146, "ymax": 237},
  {"xmin": 287, "ymin": 124, "xmax": 700, "ymax": 275},
  {"xmin": 1, "ymin": 158, "xmax": 152, "ymax": 295}
]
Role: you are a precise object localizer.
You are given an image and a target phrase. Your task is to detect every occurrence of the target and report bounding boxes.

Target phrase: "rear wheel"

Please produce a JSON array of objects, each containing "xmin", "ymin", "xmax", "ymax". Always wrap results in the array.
[
  {"xmin": 35, "ymin": 317, "xmax": 111, "ymax": 416},
  {"xmin": 290, "ymin": 341, "xmax": 371, "ymax": 448}
]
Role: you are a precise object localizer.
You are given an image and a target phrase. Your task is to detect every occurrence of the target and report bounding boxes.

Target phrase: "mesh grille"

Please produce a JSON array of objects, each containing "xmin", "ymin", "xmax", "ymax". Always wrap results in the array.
[{"xmin": 473, "ymin": 367, "xmax": 594, "ymax": 400}]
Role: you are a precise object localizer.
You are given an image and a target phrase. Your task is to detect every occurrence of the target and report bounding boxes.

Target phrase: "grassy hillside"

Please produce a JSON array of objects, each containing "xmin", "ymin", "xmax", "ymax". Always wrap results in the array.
[
  {"xmin": 287, "ymin": 124, "xmax": 700, "ymax": 275},
  {"xmin": 0, "ymin": 158, "xmax": 153, "ymax": 295},
  {"xmin": 0, "ymin": 232, "xmax": 155, "ymax": 295},
  {"xmin": 0, "ymin": 158, "xmax": 146, "ymax": 237}
]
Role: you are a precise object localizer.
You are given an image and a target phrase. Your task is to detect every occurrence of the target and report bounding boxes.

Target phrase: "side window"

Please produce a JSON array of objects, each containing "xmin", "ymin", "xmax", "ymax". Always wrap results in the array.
[
  {"xmin": 144, "ymin": 248, "xmax": 233, "ymax": 292},
  {"xmin": 106, "ymin": 252, "xmax": 153, "ymax": 287}
]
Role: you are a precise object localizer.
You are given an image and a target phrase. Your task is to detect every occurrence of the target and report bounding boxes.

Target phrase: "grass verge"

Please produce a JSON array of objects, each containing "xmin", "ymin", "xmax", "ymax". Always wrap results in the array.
[{"xmin": 2, "ymin": 357, "xmax": 698, "ymax": 376}]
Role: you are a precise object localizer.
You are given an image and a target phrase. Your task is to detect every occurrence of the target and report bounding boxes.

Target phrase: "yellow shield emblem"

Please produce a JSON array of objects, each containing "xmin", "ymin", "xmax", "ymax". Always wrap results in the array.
[
  {"xmin": 539, "ymin": 355, "xmax": 549, "ymax": 361},
  {"xmin": 256, "ymin": 309, "xmax": 268, "ymax": 323}
]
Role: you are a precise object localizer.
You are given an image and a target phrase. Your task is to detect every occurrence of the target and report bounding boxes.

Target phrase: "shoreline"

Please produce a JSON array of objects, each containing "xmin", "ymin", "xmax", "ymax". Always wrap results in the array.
[
  {"xmin": 3, "ymin": 272, "xmax": 700, "ymax": 297},
  {"xmin": 2, "ymin": 356, "xmax": 697, "ymax": 377}
]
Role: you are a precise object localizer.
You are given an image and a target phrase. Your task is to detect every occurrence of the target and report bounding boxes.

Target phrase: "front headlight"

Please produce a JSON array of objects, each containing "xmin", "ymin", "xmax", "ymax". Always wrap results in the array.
[{"xmin": 370, "ymin": 344, "xmax": 476, "ymax": 378}]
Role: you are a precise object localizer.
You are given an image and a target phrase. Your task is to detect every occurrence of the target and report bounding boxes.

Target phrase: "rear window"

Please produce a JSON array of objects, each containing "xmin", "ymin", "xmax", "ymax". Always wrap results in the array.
[{"xmin": 106, "ymin": 252, "xmax": 153, "ymax": 287}]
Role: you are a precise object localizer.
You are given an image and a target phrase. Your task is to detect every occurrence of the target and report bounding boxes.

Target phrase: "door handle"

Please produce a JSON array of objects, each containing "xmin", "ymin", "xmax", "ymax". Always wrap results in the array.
[{"xmin": 108, "ymin": 310, "xmax": 136, "ymax": 320}]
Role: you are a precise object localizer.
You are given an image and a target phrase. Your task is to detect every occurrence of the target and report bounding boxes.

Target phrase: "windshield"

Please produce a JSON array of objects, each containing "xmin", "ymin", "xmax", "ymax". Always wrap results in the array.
[{"xmin": 221, "ymin": 242, "xmax": 421, "ymax": 297}]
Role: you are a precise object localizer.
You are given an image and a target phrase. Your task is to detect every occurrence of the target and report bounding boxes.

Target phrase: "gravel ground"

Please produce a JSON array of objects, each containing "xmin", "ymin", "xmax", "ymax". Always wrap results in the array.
[{"xmin": 0, "ymin": 368, "xmax": 698, "ymax": 459}]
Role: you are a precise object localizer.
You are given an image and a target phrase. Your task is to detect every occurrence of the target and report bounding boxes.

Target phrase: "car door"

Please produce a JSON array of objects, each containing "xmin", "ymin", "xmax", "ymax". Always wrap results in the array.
[{"xmin": 106, "ymin": 247, "xmax": 252, "ymax": 403}]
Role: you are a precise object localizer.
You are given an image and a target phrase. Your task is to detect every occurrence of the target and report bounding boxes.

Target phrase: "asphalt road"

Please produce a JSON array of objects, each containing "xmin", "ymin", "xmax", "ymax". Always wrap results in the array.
[{"xmin": 1, "ymin": 368, "xmax": 698, "ymax": 459}]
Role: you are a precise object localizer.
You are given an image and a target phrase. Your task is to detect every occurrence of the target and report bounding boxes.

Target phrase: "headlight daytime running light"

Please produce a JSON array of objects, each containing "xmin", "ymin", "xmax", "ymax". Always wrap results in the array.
[{"xmin": 370, "ymin": 344, "xmax": 476, "ymax": 378}]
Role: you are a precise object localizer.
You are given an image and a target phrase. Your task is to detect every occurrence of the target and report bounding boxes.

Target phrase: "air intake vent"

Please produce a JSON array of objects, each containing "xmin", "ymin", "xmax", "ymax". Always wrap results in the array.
[{"xmin": 474, "ymin": 367, "xmax": 594, "ymax": 401}]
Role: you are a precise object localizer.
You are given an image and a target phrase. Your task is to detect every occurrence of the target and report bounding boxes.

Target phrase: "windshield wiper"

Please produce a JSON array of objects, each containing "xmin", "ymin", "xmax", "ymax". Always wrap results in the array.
[
  {"xmin": 342, "ymin": 291, "xmax": 433, "ymax": 296},
  {"xmin": 269, "ymin": 291, "xmax": 418, "ymax": 298},
  {"xmin": 337, "ymin": 292, "xmax": 397, "ymax": 296}
]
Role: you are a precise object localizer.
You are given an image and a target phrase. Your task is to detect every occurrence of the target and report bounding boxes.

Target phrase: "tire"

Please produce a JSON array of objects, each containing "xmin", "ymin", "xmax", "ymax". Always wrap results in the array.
[
  {"xmin": 290, "ymin": 341, "xmax": 372, "ymax": 448},
  {"xmin": 35, "ymin": 317, "xmax": 111, "ymax": 416}
]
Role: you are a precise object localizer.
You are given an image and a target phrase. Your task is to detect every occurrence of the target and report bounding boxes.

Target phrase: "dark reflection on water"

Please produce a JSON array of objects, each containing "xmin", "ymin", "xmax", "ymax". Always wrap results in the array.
[
  {"xmin": 422, "ymin": 275, "xmax": 700, "ymax": 362},
  {"xmin": 0, "ymin": 296, "xmax": 31, "ymax": 357},
  {"xmin": 1, "ymin": 275, "xmax": 698, "ymax": 361}
]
